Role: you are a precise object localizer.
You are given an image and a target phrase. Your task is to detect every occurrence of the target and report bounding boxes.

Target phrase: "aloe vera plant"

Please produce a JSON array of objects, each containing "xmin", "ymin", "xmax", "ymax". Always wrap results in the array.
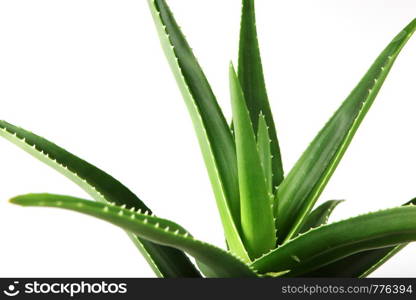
[{"xmin": 3, "ymin": 0, "xmax": 416, "ymax": 277}]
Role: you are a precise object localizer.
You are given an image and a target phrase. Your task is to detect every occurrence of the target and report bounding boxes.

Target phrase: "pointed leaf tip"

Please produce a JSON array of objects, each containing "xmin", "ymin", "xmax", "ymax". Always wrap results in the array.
[
  {"xmin": 0, "ymin": 120, "xmax": 200, "ymax": 277},
  {"xmin": 11, "ymin": 194, "xmax": 257, "ymax": 278},
  {"xmin": 238, "ymin": 0, "xmax": 284, "ymax": 187},
  {"xmin": 149, "ymin": 0, "xmax": 246, "ymax": 260},
  {"xmin": 230, "ymin": 63, "xmax": 276, "ymax": 259},
  {"xmin": 276, "ymin": 19, "xmax": 416, "ymax": 243}
]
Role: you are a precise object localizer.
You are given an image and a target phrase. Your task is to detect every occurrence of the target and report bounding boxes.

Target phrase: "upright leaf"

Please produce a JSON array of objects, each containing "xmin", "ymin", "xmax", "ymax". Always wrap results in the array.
[
  {"xmin": 257, "ymin": 113, "xmax": 273, "ymax": 196},
  {"xmin": 299, "ymin": 200, "xmax": 344, "ymax": 234},
  {"xmin": 10, "ymin": 194, "xmax": 258, "ymax": 278},
  {"xmin": 300, "ymin": 198, "xmax": 416, "ymax": 277},
  {"xmin": 0, "ymin": 121, "xmax": 200, "ymax": 278},
  {"xmin": 252, "ymin": 206, "xmax": 416, "ymax": 276},
  {"xmin": 238, "ymin": 0, "xmax": 284, "ymax": 187},
  {"xmin": 276, "ymin": 19, "xmax": 416, "ymax": 242},
  {"xmin": 148, "ymin": 0, "xmax": 248, "ymax": 261},
  {"xmin": 230, "ymin": 64, "xmax": 276, "ymax": 259}
]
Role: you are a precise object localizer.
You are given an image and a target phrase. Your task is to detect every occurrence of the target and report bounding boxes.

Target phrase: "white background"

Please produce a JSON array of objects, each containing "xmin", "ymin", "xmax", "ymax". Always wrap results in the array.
[{"xmin": 0, "ymin": 0, "xmax": 415, "ymax": 277}]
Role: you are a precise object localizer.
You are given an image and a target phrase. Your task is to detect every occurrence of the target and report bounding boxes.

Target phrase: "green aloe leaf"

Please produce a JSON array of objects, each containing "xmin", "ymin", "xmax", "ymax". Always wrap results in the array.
[
  {"xmin": 300, "ymin": 198, "xmax": 416, "ymax": 277},
  {"xmin": 148, "ymin": 0, "xmax": 248, "ymax": 261},
  {"xmin": 300, "ymin": 245, "xmax": 407, "ymax": 278},
  {"xmin": 238, "ymin": 0, "xmax": 284, "ymax": 187},
  {"xmin": 299, "ymin": 200, "xmax": 344, "ymax": 234},
  {"xmin": 230, "ymin": 64, "xmax": 276, "ymax": 259},
  {"xmin": 10, "ymin": 194, "xmax": 258, "ymax": 278},
  {"xmin": 257, "ymin": 113, "xmax": 273, "ymax": 197},
  {"xmin": 0, "ymin": 120, "xmax": 200, "ymax": 278},
  {"xmin": 276, "ymin": 19, "xmax": 416, "ymax": 242},
  {"xmin": 252, "ymin": 205, "xmax": 416, "ymax": 276}
]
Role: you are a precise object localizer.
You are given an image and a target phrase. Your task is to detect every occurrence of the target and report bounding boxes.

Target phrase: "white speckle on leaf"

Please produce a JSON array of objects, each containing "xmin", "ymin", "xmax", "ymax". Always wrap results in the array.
[{"xmin": 291, "ymin": 255, "xmax": 301, "ymax": 263}]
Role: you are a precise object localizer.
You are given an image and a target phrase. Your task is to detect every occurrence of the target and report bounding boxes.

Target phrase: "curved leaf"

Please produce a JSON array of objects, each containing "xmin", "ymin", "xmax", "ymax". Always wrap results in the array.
[
  {"xmin": 299, "ymin": 200, "xmax": 344, "ymax": 234},
  {"xmin": 238, "ymin": 0, "xmax": 284, "ymax": 187},
  {"xmin": 0, "ymin": 120, "xmax": 200, "ymax": 278},
  {"xmin": 276, "ymin": 19, "xmax": 416, "ymax": 242},
  {"xmin": 252, "ymin": 206, "xmax": 416, "ymax": 276},
  {"xmin": 300, "ymin": 198, "xmax": 416, "ymax": 277},
  {"xmin": 148, "ymin": 0, "xmax": 248, "ymax": 261},
  {"xmin": 230, "ymin": 64, "xmax": 276, "ymax": 259},
  {"xmin": 10, "ymin": 194, "xmax": 258, "ymax": 278}
]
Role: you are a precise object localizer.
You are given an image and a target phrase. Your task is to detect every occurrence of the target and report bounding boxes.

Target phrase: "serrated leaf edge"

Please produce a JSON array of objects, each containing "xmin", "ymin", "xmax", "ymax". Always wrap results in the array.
[
  {"xmin": 149, "ymin": 0, "xmax": 249, "ymax": 262},
  {"xmin": 0, "ymin": 125, "xmax": 165, "ymax": 276},
  {"xmin": 282, "ymin": 52, "xmax": 403, "ymax": 243},
  {"xmin": 253, "ymin": 203, "xmax": 416, "ymax": 265},
  {"xmin": 12, "ymin": 196, "xmax": 259, "ymax": 276}
]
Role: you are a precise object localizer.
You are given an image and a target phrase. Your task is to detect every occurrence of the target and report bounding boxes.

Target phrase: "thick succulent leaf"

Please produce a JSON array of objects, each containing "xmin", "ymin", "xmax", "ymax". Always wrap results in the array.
[
  {"xmin": 257, "ymin": 113, "xmax": 273, "ymax": 197},
  {"xmin": 299, "ymin": 200, "xmax": 344, "ymax": 234},
  {"xmin": 252, "ymin": 206, "xmax": 416, "ymax": 276},
  {"xmin": 0, "ymin": 121, "xmax": 200, "ymax": 278},
  {"xmin": 10, "ymin": 194, "xmax": 258, "ymax": 278},
  {"xmin": 300, "ymin": 198, "xmax": 416, "ymax": 277},
  {"xmin": 238, "ymin": 0, "xmax": 283, "ymax": 187},
  {"xmin": 148, "ymin": 0, "xmax": 248, "ymax": 261},
  {"xmin": 300, "ymin": 245, "xmax": 406, "ymax": 278},
  {"xmin": 276, "ymin": 19, "xmax": 416, "ymax": 242},
  {"xmin": 230, "ymin": 64, "xmax": 276, "ymax": 259}
]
